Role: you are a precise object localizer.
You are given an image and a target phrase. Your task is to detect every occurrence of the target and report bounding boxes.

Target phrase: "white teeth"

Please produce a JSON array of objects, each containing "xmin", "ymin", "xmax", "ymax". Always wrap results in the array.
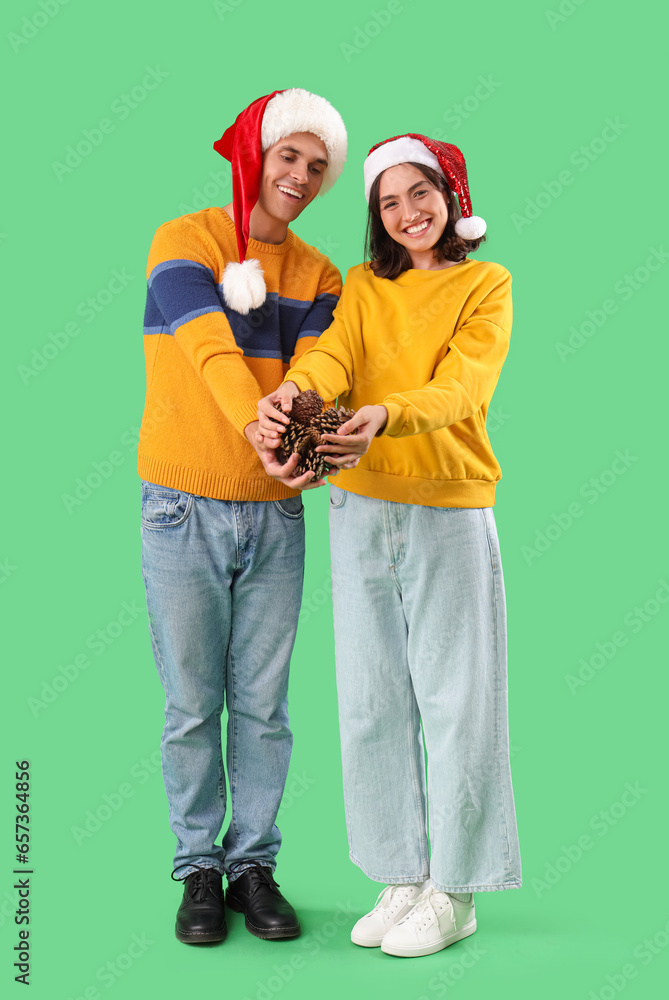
[
  {"xmin": 278, "ymin": 185, "xmax": 304, "ymax": 199},
  {"xmin": 406, "ymin": 220, "xmax": 429, "ymax": 234}
]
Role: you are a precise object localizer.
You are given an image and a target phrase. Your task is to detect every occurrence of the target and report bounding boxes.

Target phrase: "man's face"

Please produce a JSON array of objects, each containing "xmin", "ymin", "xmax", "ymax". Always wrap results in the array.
[{"xmin": 257, "ymin": 132, "xmax": 329, "ymax": 224}]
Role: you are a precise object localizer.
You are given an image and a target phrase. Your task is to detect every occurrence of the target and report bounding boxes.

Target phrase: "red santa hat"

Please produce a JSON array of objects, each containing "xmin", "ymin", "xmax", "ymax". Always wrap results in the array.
[
  {"xmin": 363, "ymin": 133, "xmax": 486, "ymax": 241},
  {"xmin": 213, "ymin": 88, "xmax": 347, "ymax": 314}
]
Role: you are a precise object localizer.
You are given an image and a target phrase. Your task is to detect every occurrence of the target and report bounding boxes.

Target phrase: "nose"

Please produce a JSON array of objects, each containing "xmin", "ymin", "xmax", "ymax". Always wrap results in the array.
[
  {"xmin": 401, "ymin": 201, "xmax": 420, "ymax": 224},
  {"xmin": 289, "ymin": 159, "xmax": 308, "ymax": 186}
]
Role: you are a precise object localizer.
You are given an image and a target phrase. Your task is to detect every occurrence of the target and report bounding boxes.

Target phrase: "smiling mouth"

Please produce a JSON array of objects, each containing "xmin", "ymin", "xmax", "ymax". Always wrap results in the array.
[
  {"xmin": 277, "ymin": 184, "xmax": 305, "ymax": 201},
  {"xmin": 404, "ymin": 219, "xmax": 431, "ymax": 236}
]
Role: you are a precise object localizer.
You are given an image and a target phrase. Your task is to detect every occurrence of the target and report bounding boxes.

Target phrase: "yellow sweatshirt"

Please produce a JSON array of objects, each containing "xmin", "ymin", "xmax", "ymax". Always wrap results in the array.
[{"xmin": 284, "ymin": 258, "xmax": 512, "ymax": 508}]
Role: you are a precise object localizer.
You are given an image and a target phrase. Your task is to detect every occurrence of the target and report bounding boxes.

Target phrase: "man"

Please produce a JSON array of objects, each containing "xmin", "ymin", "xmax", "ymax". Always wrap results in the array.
[{"xmin": 138, "ymin": 88, "xmax": 347, "ymax": 944}]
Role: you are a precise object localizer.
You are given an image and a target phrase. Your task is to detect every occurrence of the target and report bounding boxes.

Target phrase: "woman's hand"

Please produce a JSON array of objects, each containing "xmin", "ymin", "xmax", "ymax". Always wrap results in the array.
[
  {"xmin": 316, "ymin": 405, "xmax": 388, "ymax": 467},
  {"xmin": 257, "ymin": 381, "xmax": 300, "ymax": 448}
]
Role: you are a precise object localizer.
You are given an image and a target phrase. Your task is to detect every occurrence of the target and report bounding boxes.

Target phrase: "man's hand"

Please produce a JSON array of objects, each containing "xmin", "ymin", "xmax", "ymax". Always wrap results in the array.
[
  {"xmin": 257, "ymin": 381, "xmax": 300, "ymax": 449},
  {"xmin": 245, "ymin": 420, "xmax": 327, "ymax": 490},
  {"xmin": 316, "ymin": 405, "xmax": 388, "ymax": 466}
]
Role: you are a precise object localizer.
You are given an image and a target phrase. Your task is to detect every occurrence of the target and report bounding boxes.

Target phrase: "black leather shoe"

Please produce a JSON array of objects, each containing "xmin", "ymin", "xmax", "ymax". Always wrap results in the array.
[
  {"xmin": 173, "ymin": 866, "xmax": 227, "ymax": 944},
  {"xmin": 226, "ymin": 863, "xmax": 300, "ymax": 940}
]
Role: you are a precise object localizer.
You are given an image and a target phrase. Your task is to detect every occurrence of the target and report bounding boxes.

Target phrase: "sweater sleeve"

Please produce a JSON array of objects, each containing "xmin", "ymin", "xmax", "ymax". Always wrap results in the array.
[
  {"xmin": 284, "ymin": 271, "xmax": 355, "ymax": 399},
  {"xmin": 289, "ymin": 259, "xmax": 342, "ymax": 368},
  {"xmin": 145, "ymin": 217, "xmax": 262, "ymax": 436},
  {"xmin": 381, "ymin": 271, "xmax": 512, "ymax": 438}
]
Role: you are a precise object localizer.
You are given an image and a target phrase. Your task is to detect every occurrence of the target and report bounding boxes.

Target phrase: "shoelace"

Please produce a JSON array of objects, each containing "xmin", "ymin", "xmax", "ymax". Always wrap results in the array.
[
  {"xmin": 228, "ymin": 862, "xmax": 281, "ymax": 897},
  {"xmin": 170, "ymin": 865, "xmax": 220, "ymax": 902},
  {"xmin": 370, "ymin": 883, "xmax": 419, "ymax": 914},
  {"xmin": 397, "ymin": 886, "xmax": 456, "ymax": 932}
]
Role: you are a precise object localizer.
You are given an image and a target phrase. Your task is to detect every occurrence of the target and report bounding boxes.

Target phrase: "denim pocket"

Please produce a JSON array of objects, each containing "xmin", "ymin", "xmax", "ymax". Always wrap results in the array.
[
  {"xmin": 141, "ymin": 482, "xmax": 193, "ymax": 528},
  {"xmin": 272, "ymin": 495, "xmax": 304, "ymax": 519},
  {"xmin": 329, "ymin": 485, "xmax": 348, "ymax": 509}
]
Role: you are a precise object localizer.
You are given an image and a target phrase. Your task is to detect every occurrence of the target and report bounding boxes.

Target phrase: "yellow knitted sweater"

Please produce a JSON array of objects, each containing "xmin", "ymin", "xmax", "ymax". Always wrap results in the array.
[{"xmin": 138, "ymin": 207, "xmax": 341, "ymax": 500}]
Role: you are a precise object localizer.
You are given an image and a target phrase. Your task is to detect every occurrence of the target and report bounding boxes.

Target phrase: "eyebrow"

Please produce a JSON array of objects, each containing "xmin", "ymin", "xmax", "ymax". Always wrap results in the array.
[
  {"xmin": 379, "ymin": 180, "xmax": 430, "ymax": 202},
  {"xmin": 278, "ymin": 144, "xmax": 329, "ymax": 167}
]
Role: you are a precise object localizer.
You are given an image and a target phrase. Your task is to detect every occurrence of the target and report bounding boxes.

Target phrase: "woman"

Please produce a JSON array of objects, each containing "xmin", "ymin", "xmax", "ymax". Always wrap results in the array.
[{"xmin": 257, "ymin": 133, "xmax": 521, "ymax": 958}]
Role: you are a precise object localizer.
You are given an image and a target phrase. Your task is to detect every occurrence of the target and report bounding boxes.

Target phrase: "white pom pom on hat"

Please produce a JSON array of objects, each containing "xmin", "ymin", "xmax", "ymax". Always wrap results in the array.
[
  {"xmin": 213, "ymin": 89, "xmax": 347, "ymax": 314},
  {"xmin": 454, "ymin": 215, "xmax": 487, "ymax": 240},
  {"xmin": 221, "ymin": 259, "xmax": 266, "ymax": 315},
  {"xmin": 364, "ymin": 133, "xmax": 487, "ymax": 240}
]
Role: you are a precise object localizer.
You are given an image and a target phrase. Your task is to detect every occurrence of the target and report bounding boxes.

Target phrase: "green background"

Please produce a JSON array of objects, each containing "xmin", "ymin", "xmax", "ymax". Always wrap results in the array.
[{"xmin": 3, "ymin": 0, "xmax": 667, "ymax": 996}]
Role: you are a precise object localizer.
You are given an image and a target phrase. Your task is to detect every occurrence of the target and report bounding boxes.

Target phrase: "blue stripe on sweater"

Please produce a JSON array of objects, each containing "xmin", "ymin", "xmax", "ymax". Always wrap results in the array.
[
  {"xmin": 144, "ymin": 260, "xmax": 223, "ymax": 336},
  {"xmin": 148, "ymin": 259, "xmax": 216, "ymax": 282},
  {"xmin": 242, "ymin": 348, "xmax": 295, "ymax": 363},
  {"xmin": 221, "ymin": 292, "xmax": 338, "ymax": 359},
  {"xmin": 144, "ymin": 260, "xmax": 338, "ymax": 356}
]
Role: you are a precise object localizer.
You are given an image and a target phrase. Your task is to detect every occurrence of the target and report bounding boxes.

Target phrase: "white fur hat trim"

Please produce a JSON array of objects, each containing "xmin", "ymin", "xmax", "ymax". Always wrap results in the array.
[
  {"xmin": 364, "ymin": 137, "xmax": 442, "ymax": 202},
  {"xmin": 261, "ymin": 88, "xmax": 348, "ymax": 194}
]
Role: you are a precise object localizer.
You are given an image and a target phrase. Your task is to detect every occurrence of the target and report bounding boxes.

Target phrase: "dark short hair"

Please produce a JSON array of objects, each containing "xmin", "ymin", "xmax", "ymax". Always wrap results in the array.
[{"xmin": 364, "ymin": 162, "xmax": 486, "ymax": 280}]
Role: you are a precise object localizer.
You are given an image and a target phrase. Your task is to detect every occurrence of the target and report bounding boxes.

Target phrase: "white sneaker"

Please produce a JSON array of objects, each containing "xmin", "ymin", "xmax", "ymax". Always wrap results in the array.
[
  {"xmin": 351, "ymin": 883, "xmax": 425, "ymax": 947},
  {"xmin": 380, "ymin": 886, "xmax": 476, "ymax": 958}
]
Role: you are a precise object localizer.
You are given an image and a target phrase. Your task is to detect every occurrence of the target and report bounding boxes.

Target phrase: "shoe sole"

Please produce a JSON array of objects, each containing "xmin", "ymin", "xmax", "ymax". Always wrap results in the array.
[
  {"xmin": 175, "ymin": 924, "xmax": 228, "ymax": 944},
  {"xmin": 380, "ymin": 918, "xmax": 477, "ymax": 958},
  {"xmin": 350, "ymin": 932, "xmax": 383, "ymax": 948},
  {"xmin": 225, "ymin": 894, "xmax": 301, "ymax": 940}
]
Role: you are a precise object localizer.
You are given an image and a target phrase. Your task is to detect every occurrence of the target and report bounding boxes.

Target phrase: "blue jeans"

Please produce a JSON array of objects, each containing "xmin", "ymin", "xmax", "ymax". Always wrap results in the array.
[
  {"xmin": 329, "ymin": 486, "xmax": 521, "ymax": 893},
  {"xmin": 140, "ymin": 480, "xmax": 305, "ymax": 879}
]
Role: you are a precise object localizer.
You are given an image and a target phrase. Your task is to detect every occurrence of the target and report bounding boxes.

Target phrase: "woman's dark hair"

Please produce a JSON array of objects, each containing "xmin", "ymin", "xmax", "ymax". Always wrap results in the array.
[{"xmin": 364, "ymin": 162, "xmax": 486, "ymax": 279}]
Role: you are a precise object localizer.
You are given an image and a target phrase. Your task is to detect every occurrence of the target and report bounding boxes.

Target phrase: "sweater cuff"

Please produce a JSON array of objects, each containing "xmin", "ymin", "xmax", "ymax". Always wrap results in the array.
[
  {"xmin": 380, "ymin": 400, "xmax": 406, "ymax": 437},
  {"xmin": 229, "ymin": 399, "xmax": 261, "ymax": 437}
]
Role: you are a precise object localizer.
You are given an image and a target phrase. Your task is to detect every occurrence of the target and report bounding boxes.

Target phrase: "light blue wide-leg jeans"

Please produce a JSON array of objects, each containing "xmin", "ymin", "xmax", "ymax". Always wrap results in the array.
[
  {"xmin": 329, "ymin": 485, "xmax": 521, "ymax": 893},
  {"xmin": 140, "ymin": 479, "xmax": 305, "ymax": 879}
]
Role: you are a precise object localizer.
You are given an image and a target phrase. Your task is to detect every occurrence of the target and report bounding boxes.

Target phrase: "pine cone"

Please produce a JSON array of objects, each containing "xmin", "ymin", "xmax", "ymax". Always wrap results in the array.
[
  {"xmin": 276, "ymin": 423, "xmax": 318, "ymax": 465},
  {"xmin": 311, "ymin": 406, "xmax": 356, "ymax": 435},
  {"xmin": 291, "ymin": 427, "xmax": 326, "ymax": 477},
  {"xmin": 276, "ymin": 391, "xmax": 356, "ymax": 478},
  {"xmin": 287, "ymin": 389, "xmax": 324, "ymax": 426}
]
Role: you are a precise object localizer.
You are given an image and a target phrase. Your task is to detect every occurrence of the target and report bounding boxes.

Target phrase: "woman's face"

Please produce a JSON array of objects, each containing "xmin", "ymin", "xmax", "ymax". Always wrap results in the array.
[{"xmin": 377, "ymin": 163, "xmax": 449, "ymax": 264}]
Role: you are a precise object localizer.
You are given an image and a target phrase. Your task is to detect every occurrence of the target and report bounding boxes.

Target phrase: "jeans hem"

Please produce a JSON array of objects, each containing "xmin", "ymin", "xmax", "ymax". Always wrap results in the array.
[
  {"xmin": 430, "ymin": 877, "xmax": 522, "ymax": 893},
  {"xmin": 226, "ymin": 861, "xmax": 276, "ymax": 882},
  {"xmin": 172, "ymin": 863, "xmax": 225, "ymax": 880},
  {"xmin": 350, "ymin": 853, "xmax": 429, "ymax": 884}
]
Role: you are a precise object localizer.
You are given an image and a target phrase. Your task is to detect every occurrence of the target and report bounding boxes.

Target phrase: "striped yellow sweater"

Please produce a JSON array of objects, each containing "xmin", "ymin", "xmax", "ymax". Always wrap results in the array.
[{"xmin": 138, "ymin": 207, "xmax": 341, "ymax": 500}]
